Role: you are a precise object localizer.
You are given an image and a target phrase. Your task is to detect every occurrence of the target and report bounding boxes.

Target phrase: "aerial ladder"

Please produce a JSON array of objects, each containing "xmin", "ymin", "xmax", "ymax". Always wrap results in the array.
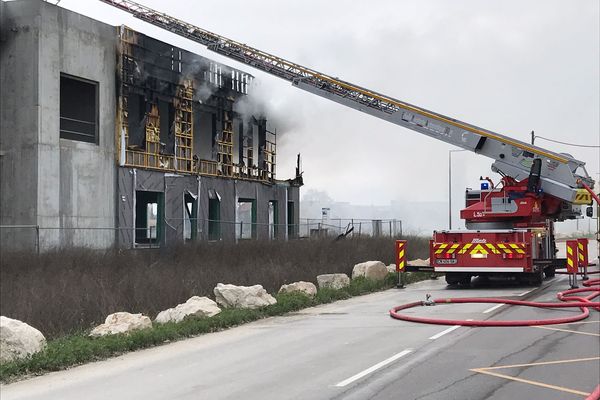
[{"xmin": 100, "ymin": 0, "xmax": 598, "ymax": 284}]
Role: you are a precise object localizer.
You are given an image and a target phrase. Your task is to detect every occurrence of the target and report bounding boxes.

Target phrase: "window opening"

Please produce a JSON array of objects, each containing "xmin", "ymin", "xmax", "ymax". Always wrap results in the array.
[
  {"xmin": 60, "ymin": 74, "xmax": 98, "ymax": 143},
  {"xmin": 287, "ymin": 201, "xmax": 295, "ymax": 239},
  {"xmin": 135, "ymin": 191, "xmax": 163, "ymax": 246},
  {"xmin": 208, "ymin": 189, "xmax": 221, "ymax": 241},
  {"xmin": 183, "ymin": 193, "xmax": 198, "ymax": 240},
  {"xmin": 269, "ymin": 200, "xmax": 278, "ymax": 240},
  {"xmin": 237, "ymin": 198, "xmax": 256, "ymax": 240}
]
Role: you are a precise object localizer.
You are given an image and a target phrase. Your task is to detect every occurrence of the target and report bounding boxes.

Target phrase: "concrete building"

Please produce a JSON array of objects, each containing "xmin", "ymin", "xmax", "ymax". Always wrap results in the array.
[{"xmin": 0, "ymin": 0, "xmax": 302, "ymax": 251}]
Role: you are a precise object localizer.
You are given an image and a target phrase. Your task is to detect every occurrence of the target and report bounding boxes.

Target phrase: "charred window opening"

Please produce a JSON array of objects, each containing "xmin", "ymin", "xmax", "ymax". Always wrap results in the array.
[
  {"xmin": 207, "ymin": 62, "xmax": 222, "ymax": 88},
  {"xmin": 60, "ymin": 74, "xmax": 98, "ymax": 144},
  {"xmin": 128, "ymin": 94, "xmax": 147, "ymax": 148},
  {"xmin": 211, "ymin": 113, "xmax": 217, "ymax": 150},
  {"xmin": 158, "ymin": 99, "xmax": 175, "ymax": 155},
  {"xmin": 238, "ymin": 121, "xmax": 244, "ymax": 165}
]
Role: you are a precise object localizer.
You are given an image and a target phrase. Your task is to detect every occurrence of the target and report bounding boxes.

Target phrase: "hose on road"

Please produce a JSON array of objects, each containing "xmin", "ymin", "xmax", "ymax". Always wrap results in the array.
[
  {"xmin": 587, "ymin": 384, "xmax": 600, "ymax": 400},
  {"xmin": 389, "ymin": 278, "xmax": 600, "ymax": 327},
  {"xmin": 389, "ymin": 278, "xmax": 600, "ymax": 398}
]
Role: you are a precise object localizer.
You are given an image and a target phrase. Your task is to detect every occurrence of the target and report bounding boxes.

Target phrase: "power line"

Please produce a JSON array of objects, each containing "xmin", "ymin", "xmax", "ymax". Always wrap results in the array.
[{"xmin": 534, "ymin": 135, "xmax": 600, "ymax": 148}]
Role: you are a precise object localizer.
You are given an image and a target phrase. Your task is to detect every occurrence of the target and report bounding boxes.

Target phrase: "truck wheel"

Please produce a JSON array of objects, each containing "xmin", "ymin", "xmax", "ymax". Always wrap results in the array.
[
  {"xmin": 460, "ymin": 275, "xmax": 472, "ymax": 286},
  {"xmin": 445, "ymin": 273, "xmax": 460, "ymax": 286},
  {"xmin": 544, "ymin": 267, "xmax": 555, "ymax": 278},
  {"xmin": 528, "ymin": 270, "xmax": 543, "ymax": 286}
]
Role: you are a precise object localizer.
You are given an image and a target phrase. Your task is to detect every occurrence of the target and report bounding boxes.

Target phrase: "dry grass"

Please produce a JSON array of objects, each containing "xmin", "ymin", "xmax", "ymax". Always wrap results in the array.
[{"xmin": 0, "ymin": 236, "xmax": 429, "ymax": 338}]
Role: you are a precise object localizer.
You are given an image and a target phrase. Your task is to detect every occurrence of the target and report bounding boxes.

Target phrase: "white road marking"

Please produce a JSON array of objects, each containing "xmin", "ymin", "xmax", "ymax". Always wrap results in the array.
[
  {"xmin": 429, "ymin": 325, "xmax": 461, "ymax": 340},
  {"xmin": 483, "ymin": 304, "xmax": 504, "ymax": 314},
  {"xmin": 428, "ymin": 319, "xmax": 474, "ymax": 339},
  {"xmin": 518, "ymin": 289, "xmax": 535, "ymax": 297},
  {"xmin": 334, "ymin": 349, "xmax": 412, "ymax": 387}
]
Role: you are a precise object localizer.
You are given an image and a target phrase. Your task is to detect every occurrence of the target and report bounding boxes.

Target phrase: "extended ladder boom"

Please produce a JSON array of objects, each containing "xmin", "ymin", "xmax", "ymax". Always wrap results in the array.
[{"xmin": 99, "ymin": 0, "xmax": 594, "ymax": 206}]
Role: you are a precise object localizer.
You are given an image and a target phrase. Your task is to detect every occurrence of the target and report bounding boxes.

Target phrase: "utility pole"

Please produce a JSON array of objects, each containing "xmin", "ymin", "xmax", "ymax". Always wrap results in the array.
[{"xmin": 531, "ymin": 130, "xmax": 535, "ymax": 145}]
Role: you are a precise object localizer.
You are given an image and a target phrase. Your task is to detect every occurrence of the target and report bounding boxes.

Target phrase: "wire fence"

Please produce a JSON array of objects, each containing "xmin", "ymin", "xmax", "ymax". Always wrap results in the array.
[{"xmin": 0, "ymin": 218, "xmax": 402, "ymax": 252}]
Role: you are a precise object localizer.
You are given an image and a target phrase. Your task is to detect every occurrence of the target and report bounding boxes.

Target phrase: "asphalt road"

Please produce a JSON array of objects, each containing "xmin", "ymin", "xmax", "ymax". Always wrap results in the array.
[{"xmin": 2, "ymin": 246, "xmax": 598, "ymax": 400}]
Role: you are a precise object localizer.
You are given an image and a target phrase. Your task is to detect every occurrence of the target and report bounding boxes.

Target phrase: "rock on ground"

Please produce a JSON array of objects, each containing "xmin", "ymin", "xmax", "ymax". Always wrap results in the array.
[
  {"xmin": 316, "ymin": 273, "xmax": 350, "ymax": 290},
  {"xmin": 352, "ymin": 261, "xmax": 388, "ymax": 281},
  {"xmin": 0, "ymin": 316, "xmax": 46, "ymax": 363},
  {"xmin": 90, "ymin": 312, "xmax": 152, "ymax": 337},
  {"xmin": 387, "ymin": 264, "xmax": 397, "ymax": 274},
  {"xmin": 214, "ymin": 283, "xmax": 277, "ymax": 309},
  {"xmin": 278, "ymin": 281, "xmax": 317, "ymax": 297},
  {"xmin": 409, "ymin": 258, "xmax": 431, "ymax": 267},
  {"xmin": 155, "ymin": 296, "xmax": 221, "ymax": 324}
]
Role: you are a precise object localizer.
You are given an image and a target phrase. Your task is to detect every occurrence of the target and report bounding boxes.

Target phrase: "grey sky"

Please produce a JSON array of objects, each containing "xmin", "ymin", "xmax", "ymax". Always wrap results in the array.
[{"xmin": 58, "ymin": 0, "xmax": 599, "ymax": 228}]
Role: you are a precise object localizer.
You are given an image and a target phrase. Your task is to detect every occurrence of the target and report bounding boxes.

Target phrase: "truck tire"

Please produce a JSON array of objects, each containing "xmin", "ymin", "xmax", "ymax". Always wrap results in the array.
[
  {"xmin": 544, "ymin": 266, "xmax": 555, "ymax": 278},
  {"xmin": 460, "ymin": 275, "xmax": 472, "ymax": 286},
  {"xmin": 445, "ymin": 273, "xmax": 460, "ymax": 286},
  {"xmin": 528, "ymin": 270, "xmax": 544, "ymax": 286}
]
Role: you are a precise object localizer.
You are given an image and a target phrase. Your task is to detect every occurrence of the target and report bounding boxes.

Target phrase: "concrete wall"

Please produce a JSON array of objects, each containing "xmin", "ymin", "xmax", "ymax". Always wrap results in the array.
[
  {"xmin": 0, "ymin": 0, "xmax": 42, "ymax": 250},
  {"xmin": 0, "ymin": 0, "xmax": 117, "ymax": 250}
]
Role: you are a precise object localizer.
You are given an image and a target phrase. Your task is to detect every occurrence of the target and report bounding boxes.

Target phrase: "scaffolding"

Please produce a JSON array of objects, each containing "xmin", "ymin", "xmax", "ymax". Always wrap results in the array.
[
  {"xmin": 263, "ymin": 128, "xmax": 276, "ymax": 181},
  {"xmin": 217, "ymin": 112, "xmax": 234, "ymax": 177},
  {"xmin": 174, "ymin": 81, "xmax": 193, "ymax": 173},
  {"xmin": 116, "ymin": 25, "xmax": 277, "ymax": 183}
]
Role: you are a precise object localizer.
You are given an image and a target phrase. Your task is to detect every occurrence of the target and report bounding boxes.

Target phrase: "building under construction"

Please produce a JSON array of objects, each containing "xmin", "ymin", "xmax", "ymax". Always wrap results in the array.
[{"xmin": 0, "ymin": 0, "xmax": 302, "ymax": 250}]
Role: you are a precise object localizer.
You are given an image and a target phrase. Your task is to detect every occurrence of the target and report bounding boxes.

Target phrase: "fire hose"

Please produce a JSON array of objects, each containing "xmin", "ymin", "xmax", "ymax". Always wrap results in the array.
[
  {"xmin": 389, "ymin": 278, "xmax": 600, "ymax": 399},
  {"xmin": 389, "ymin": 278, "xmax": 599, "ymax": 327}
]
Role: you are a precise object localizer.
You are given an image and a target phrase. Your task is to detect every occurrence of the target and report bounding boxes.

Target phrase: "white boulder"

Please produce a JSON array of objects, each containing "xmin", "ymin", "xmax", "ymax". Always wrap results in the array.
[
  {"xmin": 0, "ymin": 316, "xmax": 46, "ymax": 363},
  {"xmin": 155, "ymin": 296, "xmax": 221, "ymax": 324},
  {"xmin": 214, "ymin": 283, "xmax": 277, "ymax": 309},
  {"xmin": 409, "ymin": 258, "xmax": 431, "ymax": 267},
  {"xmin": 316, "ymin": 273, "xmax": 350, "ymax": 290},
  {"xmin": 352, "ymin": 261, "xmax": 388, "ymax": 281},
  {"xmin": 387, "ymin": 264, "xmax": 397, "ymax": 274},
  {"xmin": 90, "ymin": 312, "xmax": 152, "ymax": 337},
  {"xmin": 278, "ymin": 281, "xmax": 317, "ymax": 297}
]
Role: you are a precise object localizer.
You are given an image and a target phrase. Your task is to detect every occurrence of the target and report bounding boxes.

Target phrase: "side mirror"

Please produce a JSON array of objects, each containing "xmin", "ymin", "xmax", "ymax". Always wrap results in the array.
[{"xmin": 586, "ymin": 206, "xmax": 594, "ymax": 218}]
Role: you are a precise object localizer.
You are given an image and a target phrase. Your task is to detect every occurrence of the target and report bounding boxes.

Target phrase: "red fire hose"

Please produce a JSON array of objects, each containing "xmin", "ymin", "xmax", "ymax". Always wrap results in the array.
[
  {"xmin": 389, "ymin": 278, "xmax": 599, "ymax": 327},
  {"xmin": 587, "ymin": 385, "xmax": 600, "ymax": 400}
]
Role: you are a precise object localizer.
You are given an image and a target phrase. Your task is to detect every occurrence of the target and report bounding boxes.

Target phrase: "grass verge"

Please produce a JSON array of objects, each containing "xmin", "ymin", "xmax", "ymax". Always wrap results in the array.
[
  {"xmin": 0, "ymin": 272, "xmax": 433, "ymax": 383},
  {"xmin": 1, "ymin": 237, "xmax": 430, "ymax": 338}
]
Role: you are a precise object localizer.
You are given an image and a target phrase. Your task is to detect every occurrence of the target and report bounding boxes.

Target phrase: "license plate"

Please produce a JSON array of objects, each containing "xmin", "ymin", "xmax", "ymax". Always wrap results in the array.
[{"xmin": 435, "ymin": 259, "xmax": 457, "ymax": 264}]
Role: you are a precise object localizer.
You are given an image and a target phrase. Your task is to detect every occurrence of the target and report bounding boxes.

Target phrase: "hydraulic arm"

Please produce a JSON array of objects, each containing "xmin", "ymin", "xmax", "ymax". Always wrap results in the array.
[{"xmin": 99, "ymin": 0, "xmax": 595, "ymax": 214}]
